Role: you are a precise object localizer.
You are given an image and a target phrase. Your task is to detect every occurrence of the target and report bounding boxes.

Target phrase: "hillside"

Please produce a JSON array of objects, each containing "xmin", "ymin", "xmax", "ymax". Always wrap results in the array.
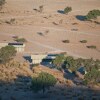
[{"xmin": 0, "ymin": 61, "xmax": 100, "ymax": 100}]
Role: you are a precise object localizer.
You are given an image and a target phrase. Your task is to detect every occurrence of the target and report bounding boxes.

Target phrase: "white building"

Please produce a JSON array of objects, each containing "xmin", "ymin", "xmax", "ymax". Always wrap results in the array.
[
  {"xmin": 8, "ymin": 43, "xmax": 25, "ymax": 52},
  {"xmin": 0, "ymin": 42, "xmax": 25, "ymax": 52},
  {"xmin": 31, "ymin": 54, "xmax": 58, "ymax": 64},
  {"xmin": 0, "ymin": 43, "xmax": 8, "ymax": 48},
  {"xmin": 31, "ymin": 54, "xmax": 47, "ymax": 64}
]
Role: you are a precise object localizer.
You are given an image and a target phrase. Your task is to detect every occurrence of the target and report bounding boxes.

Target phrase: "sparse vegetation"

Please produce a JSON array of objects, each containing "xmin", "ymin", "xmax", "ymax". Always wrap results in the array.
[
  {"xmin": 72, "ymin": 23, "xmax": 78, "ymax": 25},
  {"xmin": 87, "ymin": 45, "xmax": 97, "ymax": 49},
  {"xmin": 53, "ymin": 55, "xmax": 100, "ymax": 75},
  {"xmin": 31, "ymin": 64, "xmax": 39, "ymax": 67},
  {"xmin": 39, "ymin": 5, "xmax": 44, "ymax": 13},
  {"xmin": 62, "ymin": 40, "xmax": 70, "ymax": 43},
  {"xmin": 80, "ymin": 40, "xmax": 87, "ymax": 43},
  {"xmin": 53, "ymin": 55, "xmax": 100, "ymax": 85},
  {"xmin": 45, "ymin": 30, "xmax": 49, "ymax": 34},
  {"xmin": 37, "ymin": 32, "xmax": 44, "ymax": 36},
  {"xmin": 0, "ymin": 46, "xmax": 16, "ymax": 64},
  {"xmin": 33, "ymin": 5, "xmax": 44, "ymax": 13},
  {"xmin": 94, "ymin": 21, "xmax": 100, "ymax": 25},
  {"xmin": 64, "ymin": 7, "xmax": 72, "ymax": 14},
  {"xmin": 52, "ymin": 22, "xmax": 58, "ymax": 25},
  {"xmin": 10, "ymin": 18, "xmax": 15, "ymax": 23},
  {"xmin": 12, "ymin": 36, "xmax": 18, "ymax": 39},
  {"xmin": 5, "ymin": 18, "xmax": 15, "ymax": 24},
  {"xmin": 85, "ymin": 9, "xmax": 100, "ymax": 20},
  {"xmin": 15, "ymin": 38, "xmax": 27, "ymax": 43},
  {"xmin": 84, "ymin": 68, "xmax": 100, "ymax": 85},
  {"xmin": 53, "ymin": 54, "xmax": 66, "ymax": 70},
  {"xmin": 31, "ymin": 72, "xmax": 57, "ymax": 93},
  {"xmin": 71, "ymin": 29, "xmax": 78, "ymax": 31},
  {"xmin": 63, "ymin": 56, "xmax": 77, "ymax": 72},
  {"xmin": 0, "ymin": 0, "xmax": 5, "ymax": 10}
]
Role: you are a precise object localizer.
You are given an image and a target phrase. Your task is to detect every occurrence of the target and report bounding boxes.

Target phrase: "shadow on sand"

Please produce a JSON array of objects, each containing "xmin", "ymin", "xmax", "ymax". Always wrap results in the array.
[
  {"xmin": 76, "ymin": 15, "xmax": 86, "ymax": 21},
  {"xmin": 57, "ymin": 10, "xmax": 65, "ymax": 14},
  {"xmin": 23, "ymin": 56, "xmax": 32, "ymax": 63}
]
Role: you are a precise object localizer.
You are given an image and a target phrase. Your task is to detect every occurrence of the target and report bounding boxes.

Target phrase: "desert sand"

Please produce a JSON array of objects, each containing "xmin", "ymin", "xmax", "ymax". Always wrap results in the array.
[{"xmin": 0, "ymin": 0, "xmax": 100, "ymax": 59}]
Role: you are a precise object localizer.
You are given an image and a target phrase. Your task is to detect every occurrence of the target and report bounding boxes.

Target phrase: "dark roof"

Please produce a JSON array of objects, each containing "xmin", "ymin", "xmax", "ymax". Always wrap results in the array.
[
  {"xmin": 47, "ymin": 54, "xmax": 59, "ymax": 56},
  {"xmin": 8, "ymin": 43, "xmax": 23, "ymax": 46}
]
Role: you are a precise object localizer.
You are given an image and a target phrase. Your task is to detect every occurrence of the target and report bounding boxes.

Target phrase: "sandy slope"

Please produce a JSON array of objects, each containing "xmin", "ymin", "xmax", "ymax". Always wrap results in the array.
[{"xmin": 0, "ymin": 61, "xmax": 100, "ymax": 100}]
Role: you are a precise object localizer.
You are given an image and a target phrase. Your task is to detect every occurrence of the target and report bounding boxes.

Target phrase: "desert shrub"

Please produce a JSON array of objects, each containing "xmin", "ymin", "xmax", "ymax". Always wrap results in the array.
[
  {"xmin": 0, "ymin": 0, "xmax": 5, "ymax": 6},
  {"xmin": 84, "ymin": 68, "xmax": 100, "ymax": 84},
  {"xmin": 31, "ymin": 64, "xmax": 39, "ymax": 67},
  {"xmin": 59, "ymin": 19, "xmax": 63, "ymax": 24},
  {"xmin": 12, "ymin": 36, "xmax": 18, "ymax": 39},
  {"xmin": 52, "ymin": 54, "xmax": 100, "ymax": 86},
  {"xmin": 94, "ymin": 59, "xmax": 100, "ymax": 70},
  {"xmin": 80, "ymin": 40, "xmax": 87, "ymax": 43},
  {"xmin": 72, "ymin": 23, "xmax": 78, "ymax": 25},
  {"xmin": 5, "ymin": 20, "xmax": 11, "ymax": 24},
  {"xmin": 62, "ymin": 57, "xmax": 100, "ymax": 72},
  {"xmin": 53, "ymin": 54, "xmax": 66, "ymax": 69},
  {"xmin": 64, "ymin": 56, "xmax": 77, "ymax": 72},
  {"xmin": 5, "ymin": 18, "xmax": 15, "ymax": 24},
  {"xmin": 94, "ymin": 21, "xmax": 100, "ymax": 25},
  {"xmin": 0, "ymin": 45, "xmax": 16, "ymax": 64},
  {"xmin": 81, "ymin": 58, "xmax": 100, "ymax": 72},
  {"xmin": 31, "ymin": 72, "xmax": 57, "ymax": 93},
  {"xmin": 87, "ymin": 45, "xmax": 96, "ymax": 49},
  {"xmin": 10, "ymin": 18, "xmax": 15, "ymax": 23},
  {"xmin": 15, "ymin": 38, "xmax": 27, "ymax": 43},
  {"xmin": 37, "ymin": 32, "xmax": 44, "ymax": 36},
  {"xmin": 62, "ymin": 40, "xmax": 70, "ymax": 43},
  {"xmin": 71, "ymin": 28, "xmax": 78, "ymax": 31},
  {"xmin": 33, "ymin": 5, "xmax": 43, "ymax": 13},
  {"xmin": 52, "ymin": 22, "xmax": 58, "ymax": 25},
  {"xmin": 0, "ymin": 0, "xmax": 5, "ymax": 10},
  {"xmin": 45, "ymin": 30, "xmax": 49, "ymax": 34},
  {"xmin": 58, "ymin": 55, "xmax": 99, "ymax": 70},
  {"xmin": 64, "ymin": 7, "xmax": 72, "ymax": 14},
  {"xmin": 39, "ymin": 5, "xmax": 43, "ymax": 13},
  {"xmin": 85, "ymin": 9, "xmax": 100, "ymax": 20}
]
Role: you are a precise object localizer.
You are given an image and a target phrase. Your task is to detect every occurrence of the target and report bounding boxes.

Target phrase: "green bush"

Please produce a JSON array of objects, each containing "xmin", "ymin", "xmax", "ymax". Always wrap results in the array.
[
  {"xmin": 51, "ymin": 54, "xmax": 100, "ymax": 85},
  {"xmin": 64, "ymin": 7, "xmax": 72, "ymax": 14},
  {"xmin": 53, "ymin": 54, "xmax": 65, "ymax": 69},
  {"xmin": 0, "ymin": 0, "xmax": 5, "ymax": 10},
  {"xmin": 0, "ymin": 0, "xmax": 5, "ymax": 6},
  {"xmin": 84, "ymin": 68, "xmax": 100, "ymax": 84},
  {"xmin": 85, "ymin": 9, "xmax": 100, "ymax": 20},
  {"xmin": 64, "ymin": 56, "xmax": 77, "ymax": 72},
  {"xmin": 0, "ymin": 45, "xmax": 16, "ymax": 63},
  {"xmin": 31, "ymin": 72, "xmax": 57, "ymax": 93},
  {"xmin": 87, "ymin": 45, "xmax": 96, "ymax": 49},
  {"xmin": 15, "ymin": 38, "xmax": 27, "ymax": 43},
  {"xmin": 31, "ymin": 64, "xmax": 39, "ymax": 67}
]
